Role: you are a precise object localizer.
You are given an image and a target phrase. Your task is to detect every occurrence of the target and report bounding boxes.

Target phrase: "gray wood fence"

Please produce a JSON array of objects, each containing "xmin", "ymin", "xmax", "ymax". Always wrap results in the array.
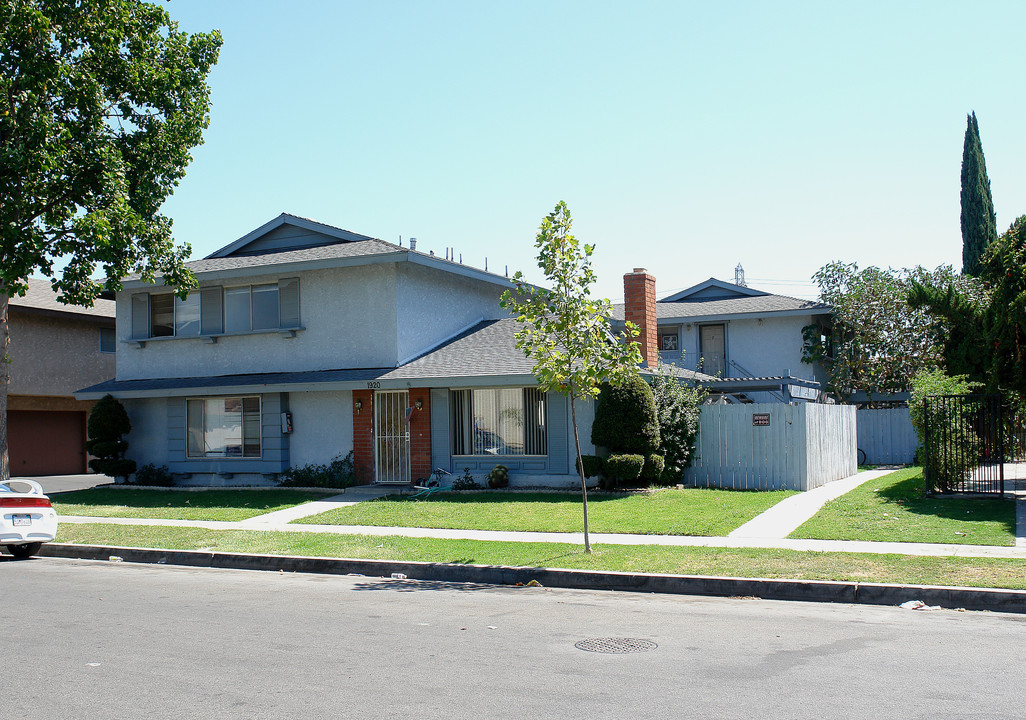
[
  {"xmin": 856, "ymin": 407, "xmax": 917, "ymax": 465},
  {"xmin": 684, "ymin": 403, "xmax": 857, "ymax": 491}
]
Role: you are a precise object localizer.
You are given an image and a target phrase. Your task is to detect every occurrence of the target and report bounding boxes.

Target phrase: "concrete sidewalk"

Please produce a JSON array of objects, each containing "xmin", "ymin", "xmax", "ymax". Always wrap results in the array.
[
  {"xmin": 728, "ymin": 469, "xmax": 894, "ymax": 539},
  {"xmin": 57, "ymin": 514, "xmax": 1026, "ymax": 560},
  {"xmin": 235, "ymin": 484, "xmax": 396, "ymax": 526}
]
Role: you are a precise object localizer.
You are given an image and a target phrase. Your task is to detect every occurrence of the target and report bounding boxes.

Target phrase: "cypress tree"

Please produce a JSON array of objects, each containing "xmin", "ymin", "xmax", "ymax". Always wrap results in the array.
[{"xmin": 960, "ymin": 112, "xmax": 998, "ymax": 276}]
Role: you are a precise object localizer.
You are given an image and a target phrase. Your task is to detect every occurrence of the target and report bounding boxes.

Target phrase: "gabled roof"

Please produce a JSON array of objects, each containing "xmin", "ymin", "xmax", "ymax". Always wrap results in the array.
[
  {"xmin": 611, "ymin": 278, "xmax": 830, "ymax": 323},
  {"xmin": 122, "ymin": 214, "xmax": 518, "ymax": 290},
  {"xmin": 660, "ymin": 277, "xmax": 768, "ymax": 303},
  {"xmin": 9, "ymin": 278, "xmax": 115, "ymax": 321},
  {"xmin": 205, "ymin": 213, "xmax": 377, "ymax": 258}
]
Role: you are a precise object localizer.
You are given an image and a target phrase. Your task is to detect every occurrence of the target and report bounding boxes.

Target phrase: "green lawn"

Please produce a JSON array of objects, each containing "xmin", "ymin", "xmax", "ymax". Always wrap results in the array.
[
  {"xmin": 53, "ymin": 522, "xmax": 1026, "ymax": 590},
  {"xmin": 791, "ymin": 467, "xmax": 1016, "ymax": 546},
  {"xmin": 294, "ymin": 488, "xmax": 797, "ymax": 536},
  {"xmin": 50, "ymin": 488, "xmax": 335, "ymax": 522}
]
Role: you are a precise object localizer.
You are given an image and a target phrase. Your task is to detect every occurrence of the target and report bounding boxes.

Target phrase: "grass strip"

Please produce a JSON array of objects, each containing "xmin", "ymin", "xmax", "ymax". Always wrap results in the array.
[
  {"xmin": 791, "ymin": 467, "xmax": 1016, "ymax": 546},
  {"xmin": 55, "ymin": 523, "xmax": 1026, "ymax": 590},
  {"xmin": 50, "ymin": 488, "xmax": 336, "ymax": 522},
  {"xmin": 295, "ymin": 488, "xmax": 796, "ymax": 536}
]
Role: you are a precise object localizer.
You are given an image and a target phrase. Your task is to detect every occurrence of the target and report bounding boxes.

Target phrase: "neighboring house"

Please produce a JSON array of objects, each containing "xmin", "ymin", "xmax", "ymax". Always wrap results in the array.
[
  {"xmin": 7, "ymin": 279, "xmax": 116, "ymax": 475},
  {"xmin": 76, "ymin": 213, "xmax": 706, "ymax": 487},
  {"xmin": 613, "ymin": 273, "xmax": 831, "ymax": 403}
]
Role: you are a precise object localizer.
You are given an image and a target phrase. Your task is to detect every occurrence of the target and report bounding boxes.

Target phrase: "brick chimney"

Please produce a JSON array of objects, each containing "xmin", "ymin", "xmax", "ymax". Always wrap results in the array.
[{"xmin": 623, "ymin": 268, "xmax": 657, "ymax": 368}]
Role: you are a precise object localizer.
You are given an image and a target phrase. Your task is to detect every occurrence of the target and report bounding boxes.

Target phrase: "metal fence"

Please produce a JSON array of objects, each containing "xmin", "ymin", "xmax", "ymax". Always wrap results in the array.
[{"xmin": 923, "ymin": 394, "xmax": 1023, "ymax": 496}]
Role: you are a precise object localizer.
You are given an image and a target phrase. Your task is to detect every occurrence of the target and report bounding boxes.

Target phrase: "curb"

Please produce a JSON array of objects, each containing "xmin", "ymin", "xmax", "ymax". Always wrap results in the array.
[{"xmin": 38, "ymin": 543, "xmax": 1026, "ymax": 614}]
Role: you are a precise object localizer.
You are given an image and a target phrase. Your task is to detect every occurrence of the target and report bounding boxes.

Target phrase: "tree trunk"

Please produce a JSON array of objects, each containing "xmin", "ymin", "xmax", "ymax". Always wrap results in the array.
[
  {"xmin": 568, "ymin": 389, "xmax": 591, "ymax": 554},
  {"xmin": 1, "ymin": 290, "xmax": 9, "ymax": 485}
]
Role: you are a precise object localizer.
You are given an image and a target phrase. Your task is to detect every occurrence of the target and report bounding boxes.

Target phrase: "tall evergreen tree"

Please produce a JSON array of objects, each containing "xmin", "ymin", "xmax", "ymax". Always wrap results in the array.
[{"xmin": 960, "ymin": 112, "xmax": 998, "ymax": 276}]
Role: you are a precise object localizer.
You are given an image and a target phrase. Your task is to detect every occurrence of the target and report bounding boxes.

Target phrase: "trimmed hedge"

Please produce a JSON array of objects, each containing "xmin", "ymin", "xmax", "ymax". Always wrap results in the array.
[
  {"xmin": 576, "ymin": 454, "xmax": 605, "ymax": 479},
  {"xmin": 591, "ymin": 376, "xmax": 660, "ymax": 455},
  {"xmin": 605, "ymin": 454, "xmax": 645, "ymax": 483},
  {"xmin": 641, "ymin": 453, "xmax": 665, "ymax": 483}
]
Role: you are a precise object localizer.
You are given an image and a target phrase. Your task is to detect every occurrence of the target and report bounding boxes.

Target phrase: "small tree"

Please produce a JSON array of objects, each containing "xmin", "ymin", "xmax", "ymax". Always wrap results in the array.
[
  {"xmin": 500, "ymin": 201, "xmax": 642, "ymax": 553},
  {"xmin": 86, "ymin": 394, "xmax": 137, "ymax": 481}
]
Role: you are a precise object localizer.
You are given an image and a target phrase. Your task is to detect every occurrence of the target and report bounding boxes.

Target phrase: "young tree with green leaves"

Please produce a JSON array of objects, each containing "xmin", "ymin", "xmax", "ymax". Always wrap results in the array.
[
  {"xmin": 961, "ymin": 112, "xmax": 998, "ymax": 277},
  {"xmin": 0, "ymin": 0, "xmax": 222, "ymax": 482},
  {"xmin": 500, "ymin": 201, "xmax": 642, "ymax": 553}
]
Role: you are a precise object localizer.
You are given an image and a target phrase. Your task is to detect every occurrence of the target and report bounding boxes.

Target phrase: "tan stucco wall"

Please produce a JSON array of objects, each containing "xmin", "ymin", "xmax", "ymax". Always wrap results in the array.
[{"xmin": 7, "ymin": 311, "xmax": 116, "ymax": 396}]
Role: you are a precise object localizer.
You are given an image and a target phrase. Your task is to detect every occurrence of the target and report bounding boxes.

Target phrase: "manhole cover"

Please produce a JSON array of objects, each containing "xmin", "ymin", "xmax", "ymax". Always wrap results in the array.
[{"xmin": 575, "ymin": 637, "xmax": 657, "ymax": 654}]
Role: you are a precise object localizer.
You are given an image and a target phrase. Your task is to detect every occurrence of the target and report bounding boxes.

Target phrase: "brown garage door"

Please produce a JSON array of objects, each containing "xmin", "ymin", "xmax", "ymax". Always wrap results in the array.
[{"xmin": 8, "ymin": 410, "xmax": 87, "ymax": 476}]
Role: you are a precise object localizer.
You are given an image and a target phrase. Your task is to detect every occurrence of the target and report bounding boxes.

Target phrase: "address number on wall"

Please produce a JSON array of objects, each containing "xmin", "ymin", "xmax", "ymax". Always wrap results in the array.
[{"xmin": 367, "ymin": 382, "xmax": 381, "ymax": 389}]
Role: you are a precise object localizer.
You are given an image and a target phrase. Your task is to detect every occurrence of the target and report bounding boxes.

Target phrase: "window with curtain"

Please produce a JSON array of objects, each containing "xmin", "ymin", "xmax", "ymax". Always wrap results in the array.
[
  {"xmin": 450, "ymin": 388, "xmax": 547, "ymax": 456},
  {"xmin": 186, "ymin": 396, "xmax": 261, "ymax": 458}
]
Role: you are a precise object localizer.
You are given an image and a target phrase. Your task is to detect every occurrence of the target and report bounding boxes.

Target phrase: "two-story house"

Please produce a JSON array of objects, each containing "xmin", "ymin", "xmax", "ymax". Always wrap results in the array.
[
  {"xmin": 613, "ymin": 274, "xmax": 831, "ymax": 403},
  {"xmin": 77, "ymin": 213, "xmax": 649, "ymax": 487},
  {"xmin": 7, "ymin": 279, "xmax": 116, "ymax": 475}
]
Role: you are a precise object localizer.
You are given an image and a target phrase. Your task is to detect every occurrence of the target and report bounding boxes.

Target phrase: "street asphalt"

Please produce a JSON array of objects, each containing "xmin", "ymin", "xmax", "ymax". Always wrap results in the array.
[{"xmin": 5, "ymin": 557, "xmax": 1026, "ymax": 719}]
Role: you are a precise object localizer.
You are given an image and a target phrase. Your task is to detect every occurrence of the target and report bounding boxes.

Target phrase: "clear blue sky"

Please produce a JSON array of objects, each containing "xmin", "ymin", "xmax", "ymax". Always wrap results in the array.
[{"xmin": 159, "ymin": 0, "xmax": 1026, "ymax": 302}]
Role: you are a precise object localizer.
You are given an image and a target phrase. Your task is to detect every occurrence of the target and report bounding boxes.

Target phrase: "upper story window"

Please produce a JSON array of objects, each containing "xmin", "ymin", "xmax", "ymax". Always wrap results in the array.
[
  {"xmin": 659, "ymin": 331, "xmax": 679, "ymax": 352},
  {"xmin": 130, "ymin": 278, "xmax": 300, "ymax": 341},
  {"xmin": 99, "ymin": 327, "xmax": 116, "ymax": 353}
]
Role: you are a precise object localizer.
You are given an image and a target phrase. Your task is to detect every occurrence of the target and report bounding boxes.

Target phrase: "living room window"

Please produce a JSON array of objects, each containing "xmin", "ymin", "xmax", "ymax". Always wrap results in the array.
[
  {"xmin": 186, "ymin": 396, "xmax": 261, "ymax": 458},
  {"xmin": 450, "ymin": 388, "xmax": 547, "ymax": 456}
]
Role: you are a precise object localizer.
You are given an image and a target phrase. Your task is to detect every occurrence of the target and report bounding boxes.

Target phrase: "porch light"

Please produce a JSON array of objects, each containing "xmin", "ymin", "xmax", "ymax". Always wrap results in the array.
[
  {"xmin": 415, "ymin": 399, "xmax": 424, "ymax": 411},
  {"xmin": 354, "ymin": 399, "xmax": 363, "ymax": 414}
]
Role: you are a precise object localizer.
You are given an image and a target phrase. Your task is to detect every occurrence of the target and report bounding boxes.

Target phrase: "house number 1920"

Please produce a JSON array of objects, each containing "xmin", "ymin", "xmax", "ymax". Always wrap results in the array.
[{"xmin": 367, "ymin": 382, "xmax": 381, "ymax": 389}]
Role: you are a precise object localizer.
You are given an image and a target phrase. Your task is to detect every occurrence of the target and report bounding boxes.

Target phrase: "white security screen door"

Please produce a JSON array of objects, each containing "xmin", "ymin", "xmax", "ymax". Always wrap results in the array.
[
  {"xmin": 374, "ymin": 390, "xmax": 411, "ymax": 483},
  {"xmin": 700, "ymin": 324, "xmax": 726, "ymax": 377}
]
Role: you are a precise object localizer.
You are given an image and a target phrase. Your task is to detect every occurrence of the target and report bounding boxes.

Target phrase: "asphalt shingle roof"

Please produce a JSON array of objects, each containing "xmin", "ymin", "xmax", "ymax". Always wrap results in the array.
[
  {"xmin": 611, "ymin": 294, "xmax": 830, "ymax": 321},
  {"xmin": 9, "ymin": 278, "xmax": 115, "ymax": 319}
]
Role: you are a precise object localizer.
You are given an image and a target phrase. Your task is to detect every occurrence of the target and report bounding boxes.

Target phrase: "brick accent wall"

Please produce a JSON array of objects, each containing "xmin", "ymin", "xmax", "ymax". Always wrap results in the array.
[
  {"xmin": 352, "ymin": 389, "xmax": 375, "ymax": 485},
  {"xmin": 408, "ymin": 388, "xmax": 432, "ymax": 483},
  {"xmin": 623, "ymin": 268, "xmax": 658, "ymax": 368}
]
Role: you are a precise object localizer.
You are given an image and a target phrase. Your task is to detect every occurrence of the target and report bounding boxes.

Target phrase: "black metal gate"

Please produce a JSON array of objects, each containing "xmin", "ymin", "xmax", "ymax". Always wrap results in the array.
[{"xmin": 923, "ymin": 394, "xmax": 1019, "ymax": 496}]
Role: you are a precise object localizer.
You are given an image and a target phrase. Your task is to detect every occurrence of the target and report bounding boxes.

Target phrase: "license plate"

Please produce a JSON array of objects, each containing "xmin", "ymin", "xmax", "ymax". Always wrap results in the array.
[{"xmin": 12, "ymin": 514, "xmax": 31, "ymax": 527}]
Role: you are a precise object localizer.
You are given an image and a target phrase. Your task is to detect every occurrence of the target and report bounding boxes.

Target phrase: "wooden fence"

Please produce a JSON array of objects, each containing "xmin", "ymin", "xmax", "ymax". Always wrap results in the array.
[
  {"xmin": 684, "ymin": 403, "xmax": 857, "ymax": 491},
  {"xmin": 856, "ymin": 407, "xmax": 917, "ymax": 465}
]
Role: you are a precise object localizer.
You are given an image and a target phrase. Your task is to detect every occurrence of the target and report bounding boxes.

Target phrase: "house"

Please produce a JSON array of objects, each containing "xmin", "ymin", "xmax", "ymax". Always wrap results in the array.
[
  {"xmin": 613, "ymin": 272, "xmax": 831, "ymax": 403},
  {"xmin": 7, "ymin": 279, "xmax": 116, "ymax": 475},
  {"xmin": 77, "ymin": 213, "xmax": 713, "ymax": 487}
]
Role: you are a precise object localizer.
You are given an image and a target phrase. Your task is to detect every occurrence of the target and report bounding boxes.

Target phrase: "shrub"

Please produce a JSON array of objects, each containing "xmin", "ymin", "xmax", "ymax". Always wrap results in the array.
[
  {"xmin": 591, "ymin": 376, "xmax": 660, "ymax": 455},
  {"xmin": 641, "ymin": 453, "xmax": 665, "ymax": 483},
  {"xmin": 576, "ymin": 454, "xmax": 604, "ymax": 479},
  {"xmin": 909, "ymin": 369, "xmax": 984, "ymax": 492},
  {"xmin": 604, "ymin": 454, "xmax": 644, "ymax": 486},
  {"xmin": 278, "ymin": 452, "xmax": 356, "ymax": 488},
  {"xmin": 452, "ymin": 468, "xmax": 483, "ymax": 490},
  {"xmin": 487, "ymin": 464, "xmax": 510, "ymax": 489},
  {"xmin": 86, "ymin": 394, "xmax": 137, "ymax": 482},
  {"xmin": 133, "ymin": 464, "xmax": 174, "ymax": 486},
  {"xmin": 650, "ymin": 370, "xmax": 707, "ymax": 483}
]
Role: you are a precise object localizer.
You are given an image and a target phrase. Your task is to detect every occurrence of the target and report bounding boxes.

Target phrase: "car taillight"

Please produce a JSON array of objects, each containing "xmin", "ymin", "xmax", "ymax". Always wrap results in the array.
[{"xmin": 0, "ymin": 496, "xmax": 52, "ymax": 508}]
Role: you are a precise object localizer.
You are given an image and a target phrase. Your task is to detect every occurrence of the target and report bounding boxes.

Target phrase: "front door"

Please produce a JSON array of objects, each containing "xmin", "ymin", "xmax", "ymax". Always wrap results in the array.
[
  {"xmin": 699, "ymin": 324, "xmax": 726, "ymax": 377},
  {"xmin": 374, "ymin": 390, "xmax": 411, "ymax": 483}
]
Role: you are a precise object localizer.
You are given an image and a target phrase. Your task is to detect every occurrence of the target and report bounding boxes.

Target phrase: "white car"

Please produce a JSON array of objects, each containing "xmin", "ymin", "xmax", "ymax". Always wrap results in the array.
[{"xmin": 1, "ymin": 479, "xmax": 58, "ymax": 559}]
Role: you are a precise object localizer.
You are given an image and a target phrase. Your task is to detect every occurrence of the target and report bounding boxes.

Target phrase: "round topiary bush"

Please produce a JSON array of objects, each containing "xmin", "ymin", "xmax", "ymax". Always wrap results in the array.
[
  {"xmin": 488, "ymin": 464, "xmax": 510, "ymax": 489},
  {"xmin": 604, "ymin": 453, "xmax": 645, "ymax": 486},
  {"xmin": 576, "ymin": 454, "xmax": 605, "ymax": 479},
  {"xmin": 640, "ymin": 453, "xmax": 665, "ymax": 483},
  {"xmin": 590, "ymin": 376, "xmax": 660, "ymax": 455}
]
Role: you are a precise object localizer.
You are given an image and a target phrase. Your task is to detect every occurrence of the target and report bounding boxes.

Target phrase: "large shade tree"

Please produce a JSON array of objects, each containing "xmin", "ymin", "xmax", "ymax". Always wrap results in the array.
[
  {"xmin": 501, "ymin": 201, "xmax": 642, "ymax": 553},
  {"xmin": 0, "ymin": 0, "xmax": 222, "ymax": 481}
]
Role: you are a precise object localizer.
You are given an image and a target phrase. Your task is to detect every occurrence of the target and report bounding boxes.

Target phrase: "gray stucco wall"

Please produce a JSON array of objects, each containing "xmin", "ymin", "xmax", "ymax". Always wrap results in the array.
[
  {"xmin": 116, "ymin": 265, "xmax": 401, "ymax": 381},
  {"xmin": 288, "ymin": 390, "xmax": 354, "ymax": 466},
  {"xmin": 8, "ymin": 312, "xmax": 115, "ymax": 396},
  {"xmin": 395, "ymin": 263, "xmax": 508, "ymax": 363},
  {"xmin": 659, "ymin": 315, "xmax": 815, "ymax": 381}
]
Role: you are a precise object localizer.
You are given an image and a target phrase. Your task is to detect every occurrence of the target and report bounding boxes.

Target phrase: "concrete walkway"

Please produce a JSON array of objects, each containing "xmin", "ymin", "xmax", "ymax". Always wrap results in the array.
[
  {"xmin": 235, "ymin": 484, "xmax": 397, "ymax": 526},
  {"xmin": 728, "ymin": 469, "xmax": 893, "ymax": 539}
]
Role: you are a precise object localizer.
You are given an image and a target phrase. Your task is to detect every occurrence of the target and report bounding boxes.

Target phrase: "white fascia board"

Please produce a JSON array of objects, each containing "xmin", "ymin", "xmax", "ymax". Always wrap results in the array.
[
  {"xmin": 404, "ymin": 252, "xmax": 520, "ymax": 290},
  {"xmin": 612, "ymin": 308, "xmax": 832, "ymax": 325}
]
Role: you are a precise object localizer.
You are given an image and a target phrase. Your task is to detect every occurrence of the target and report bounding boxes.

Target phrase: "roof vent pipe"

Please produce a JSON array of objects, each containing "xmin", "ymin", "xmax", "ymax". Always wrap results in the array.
[{"xmin": 410, "ymin": 237, "xmax": 417, "ymax": 251}]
